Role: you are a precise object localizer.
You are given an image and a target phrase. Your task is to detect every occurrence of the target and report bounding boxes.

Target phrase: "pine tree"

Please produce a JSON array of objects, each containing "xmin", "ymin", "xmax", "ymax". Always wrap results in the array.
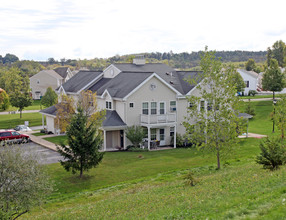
[{"xmin": 57, "ymin": 106, "xmax": 104, "ymax": 178}]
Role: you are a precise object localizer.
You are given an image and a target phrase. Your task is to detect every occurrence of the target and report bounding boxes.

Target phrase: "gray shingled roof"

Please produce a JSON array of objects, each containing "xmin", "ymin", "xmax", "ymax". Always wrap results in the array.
[
  {"xmin": 40, "ymin": 105, "xmax": 57, "ymax": 116},
  {"xmin": 96, "ymin": 71, "xmax": 153, "ymax": 98},
  {"xmin": 102, "ymin": 110, "xmax": 126, "ymax": 127},
  {"xmin": 177, "ymin": 71, "xmax": 203, "ymax": 94},
  {"xmin": 61, "ymin": 70, "xmax": 102, "ymax": 93},
  {"xmin": 40, "ymin": 105, "xmax": 126, "ymax": 128},
  {"xmin": 54, "ymin": 67, "xmax": 69, "ymax": 79}
]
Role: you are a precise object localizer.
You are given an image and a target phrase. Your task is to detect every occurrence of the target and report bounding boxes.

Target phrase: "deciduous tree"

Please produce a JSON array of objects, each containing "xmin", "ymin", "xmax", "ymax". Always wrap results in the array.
[
  {"xmin": 262, "ymin": 59, "xmax": 286, "ymax": 100},
  {"xmin": 267, "ymin": 40, "xmax": 286, "ymax": 67},
  {"xmin": 125, "ymin": 125, "xmax": 145, "ymax": 148},
  {"xmin": 0, "ymin": 88, "xmax": 10, "ymax": 110},
  {"xmin": 41, "ymin": 87, "xmax": 58, "ymax": 108},
  {"xmin": 0, "ymin": 145, "xmax": 52, "ymax": 219},
  {"xmin": 184, "ymin": 47, "xmax": 243, "ymax": 170},
  {"xmin": 245, "ymin": 58, "xmax": 256, "ymax": 71},
  {"xmin": 274, "ymin": 97, "xmax": 286, "ymax": 139}
]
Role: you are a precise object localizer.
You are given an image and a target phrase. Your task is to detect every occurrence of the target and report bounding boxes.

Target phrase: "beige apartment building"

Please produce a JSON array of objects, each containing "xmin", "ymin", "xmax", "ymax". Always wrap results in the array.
[{"xmin": 40, "ymin": 57, "xmax": 202, "ymax": 150}]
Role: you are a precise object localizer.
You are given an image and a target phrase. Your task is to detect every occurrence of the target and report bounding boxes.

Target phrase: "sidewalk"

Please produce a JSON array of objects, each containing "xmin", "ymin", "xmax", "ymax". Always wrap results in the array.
[
  {"xmin": 238, "ymin": 133, "xmax": 267, "ymax": 138},
  {"xmin": 0, "ymin": 109, "xmax": 40, "ymax": 115},
  {"xmin": 27, "ymin": 132, "xmax": 59, "ymax": 152}
]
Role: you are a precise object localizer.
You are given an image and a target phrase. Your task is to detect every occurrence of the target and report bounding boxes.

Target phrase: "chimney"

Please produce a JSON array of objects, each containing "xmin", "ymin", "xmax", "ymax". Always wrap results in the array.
[{"xmin": 133, "ymin": 55, "xmax": 145, "ymax": 65}]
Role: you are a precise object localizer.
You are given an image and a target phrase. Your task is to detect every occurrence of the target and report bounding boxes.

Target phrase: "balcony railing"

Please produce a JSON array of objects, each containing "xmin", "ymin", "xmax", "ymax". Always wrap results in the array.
[{"xmin": 140, "ymin": 114, "xmax": 176, "ymax": 124}]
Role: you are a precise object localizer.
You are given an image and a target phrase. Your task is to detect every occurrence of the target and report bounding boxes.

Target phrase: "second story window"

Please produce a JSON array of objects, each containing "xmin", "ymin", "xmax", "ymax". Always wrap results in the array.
[
  {"xmin": 200, "ymin": 100, "xmax": 205, "ymax": 112},
  {"xmin": 106, "ymin": 101, "xmax": 112, "ymax": 109},
  {"xmin": 142, "ymin": 102, "xmax": 148, "ymax": 115},
  {"xmin": 151, "ymin": 102, "xmax": 157, "ymax": 115},
  {"xmin": 129, "ymin": 102, "xmax": 134, "ymax": 108},
  {"xmin": 170, "ymin": 101, "xmax": 176, "ymax": 111},
  {"xmin": 207, "ymin": 100, "xmax": 213, "ymax": 111}
]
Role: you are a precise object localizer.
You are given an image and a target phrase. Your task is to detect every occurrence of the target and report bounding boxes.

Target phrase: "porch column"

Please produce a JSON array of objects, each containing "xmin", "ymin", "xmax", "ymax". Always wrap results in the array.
[
  {"xmin": 103, "ymin": 130, "xmax": 107, "ymax": 151},
  {"xmin": 148, "ymin": 126, "xmax": 151, "ymax": 150},
  {"xmin": 123, "ymin": 130, "xmax": 126, "ymax": 150},
  {"xmin": 174, "ymin": 125, "xmax": 177, "ymax": 148},
  {"xmin": 42, "ymin": 115, "xmax": 45, "ymax": 129}
]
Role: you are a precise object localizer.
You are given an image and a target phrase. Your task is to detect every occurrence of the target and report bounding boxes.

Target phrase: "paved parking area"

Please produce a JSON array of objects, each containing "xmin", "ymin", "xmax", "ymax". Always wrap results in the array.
[{"xmin": 19, "ymin": 142, "xmax": 64, "ymax": 164}]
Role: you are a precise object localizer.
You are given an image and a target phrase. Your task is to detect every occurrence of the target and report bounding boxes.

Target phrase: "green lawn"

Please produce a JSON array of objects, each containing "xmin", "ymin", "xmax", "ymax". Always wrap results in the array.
[
  {"xmin": 21, "ymin": 100, "xmax": 286, "ymax": 219},
  {"xmin": 0, "ymin": 112, "xmax": 43, "ymax": 129},
  {"xmin": 44, "ymin": 135, "xmax": 67, "ymax": 145},
  {"xmin": 0, "ymin": 100, "xmax": 43, "ymax": 112}
]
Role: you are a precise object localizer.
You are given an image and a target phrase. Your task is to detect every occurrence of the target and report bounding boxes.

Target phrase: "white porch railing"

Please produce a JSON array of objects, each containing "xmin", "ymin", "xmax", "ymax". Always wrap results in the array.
[{"xmin": 140, "ymin": 114, "xmax": 176, "ymax": 124}]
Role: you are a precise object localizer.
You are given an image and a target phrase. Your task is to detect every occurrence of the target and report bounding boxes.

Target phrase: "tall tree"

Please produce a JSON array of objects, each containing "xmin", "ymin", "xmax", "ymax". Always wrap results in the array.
[
  {"xmin": 232, "ymin": 69, "xmax": 245, "ymax": 93},
  {"xmin": 245, "ymin": 58, "xmax": 256, "ymax": 71},
  {"xmin": 9, "ymin": 76, "xmax": 33, "ymax": 118},
  {"xmin": 274, "ymin": 97, "xmax": 286, "ymax": 139},
  {"xmin": 262, "ymin": 59, "xmax": 286, "ymax": 100},
  {"xmin": 57, "ymin": 106, "xmax": 104, "ymax": 178},
  {"xmin": 184, "ymin": 47, "xmax": 242, "ymax": 170},
  {"xmin": 0, "ymin": 88, "xmax": 10, "ymax": 110},
  {"xmin": 267, "ymin": 40, "xmax": 286, "ymax": 67},
  {"xmin": 41, "ymin": 87, "xmax": 58, "ymax": 108},
  {"xmin": 0, "ymin": 145, "xmax": 52, "ymax": 219}
]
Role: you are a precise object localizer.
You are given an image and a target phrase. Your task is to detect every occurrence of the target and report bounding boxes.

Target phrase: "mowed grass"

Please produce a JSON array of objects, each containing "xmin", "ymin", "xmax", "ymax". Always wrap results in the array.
[
  {"xmin": 0, "ymin": 99, "xmax": 42, "ymax": 112},
  {"xmin": 44, "ymin": 135, "xmax": 68, "ymax": 145},
  {"xmin": 0, "ymin": 112, "xmax": 43, "ymax": 129},
  {"xmin": 22, "ymin": 100, "xmax": 286, "ymax": 219}
]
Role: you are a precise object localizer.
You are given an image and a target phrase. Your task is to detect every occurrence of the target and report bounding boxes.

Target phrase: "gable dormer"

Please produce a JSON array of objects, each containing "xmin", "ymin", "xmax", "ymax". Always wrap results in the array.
[{"xmin": 103, "ymin": 65, "xmax": 121, "ymax": 78}]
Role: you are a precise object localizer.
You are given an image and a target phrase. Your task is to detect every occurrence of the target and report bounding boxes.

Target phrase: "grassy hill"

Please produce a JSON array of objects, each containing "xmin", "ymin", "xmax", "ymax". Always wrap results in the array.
[{"xmin": 22, "ymin": 101, "xmax": 286, "ymax": 219}]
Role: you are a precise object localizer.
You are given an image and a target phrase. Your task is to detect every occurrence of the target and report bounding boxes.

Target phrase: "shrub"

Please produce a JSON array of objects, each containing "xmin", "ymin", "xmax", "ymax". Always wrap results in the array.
[
  {"xmin": 248, "ymin": 90, "xmax": 258, "ymax": 96},
  {"xmin": 125, "ymin": 126, "xmax": 145, "ymax": 148},
  {"xmin": 256, "ymin": 137, "xmax": 286, "ymax": 170},
  {"xmin": 184, "ymin": 171, "xmax": 198, "ymax": 186},
  {"xmin": 245, "ymin": 99, "xmax": 255, "ymax": 116}
]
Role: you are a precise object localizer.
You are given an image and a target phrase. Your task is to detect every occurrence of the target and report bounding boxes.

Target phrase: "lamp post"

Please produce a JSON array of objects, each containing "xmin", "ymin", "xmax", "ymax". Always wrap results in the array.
[{"xmin": 272, "ymin": 99, "xmax": 277, "ymax": 133}]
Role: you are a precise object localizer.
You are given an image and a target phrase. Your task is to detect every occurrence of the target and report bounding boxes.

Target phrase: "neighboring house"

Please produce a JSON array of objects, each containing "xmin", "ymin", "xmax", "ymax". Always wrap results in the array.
[
  {"xmin": 30, "ymin": 67, "xmax": 73, "ymax": 99},
  {"xmin": 40, "ymin": 57, "xmax": 202, "ymax": 151},
  {"xmin": 237, "ymin": 69, "xmax": 259, "ymax": 95}
]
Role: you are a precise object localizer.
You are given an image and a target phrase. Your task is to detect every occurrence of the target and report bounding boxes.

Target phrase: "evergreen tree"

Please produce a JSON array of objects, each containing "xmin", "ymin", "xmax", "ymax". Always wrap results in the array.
[{"xmin": 57, "ymin": 106, "xmax": 104, "ymax": 178}]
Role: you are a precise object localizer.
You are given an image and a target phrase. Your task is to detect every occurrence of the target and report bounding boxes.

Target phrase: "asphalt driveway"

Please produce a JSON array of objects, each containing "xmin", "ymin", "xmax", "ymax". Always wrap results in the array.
[{"xmin": 18, "ymin": 142, "xmax": 63, "ymax": 164}]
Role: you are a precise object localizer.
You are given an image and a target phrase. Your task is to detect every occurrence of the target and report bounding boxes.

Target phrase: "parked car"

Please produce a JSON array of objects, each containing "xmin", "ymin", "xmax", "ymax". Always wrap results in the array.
[
  {"xmin": 0, "ymin": 130, "xmax": 30, "ymax": 145},
  {"xmin": 14, "ymin": 125, "xmax": 32, "ymax": 132}
]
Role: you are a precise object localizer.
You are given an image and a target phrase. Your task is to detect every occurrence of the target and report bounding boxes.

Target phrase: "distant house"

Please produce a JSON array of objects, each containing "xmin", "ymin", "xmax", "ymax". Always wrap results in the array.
[
  {"xmin": 40, "ymin": 57, "xmax": 203, "ymax": 151},
  {"xmin": 237, "ymin": 69, "xmax": 259, "ymax": 95},
  {"xmin": 30, "ymin": 67, "xmax": 73, "ymax": 99}
]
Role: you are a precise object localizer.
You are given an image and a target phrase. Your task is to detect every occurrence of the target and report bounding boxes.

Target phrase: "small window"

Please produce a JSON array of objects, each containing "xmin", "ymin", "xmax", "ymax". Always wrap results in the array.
[
  {"xmin": 151, "ymin": 102, "xmax": 157, "ymax": 115},
  {"xmin": 200, "ymin": 100, "xmax": 205, "ymax": 112},
  {"xmin": 37, "ymin": 80, "xmax": 40, "ymax": 84},
  {"xmin": 170, "ymin": 127, "xmax": 175, "ymax": 136},
  {"xmin": 129, "ymin": 102, "xmax": 134, "ymax": 108},
  {"xmin": 170, "ymin": 101, "xmax": 176, "ymax": 111},
  {"xmin": 106, "ymin": 101, "xmax": 112, "ymax": 109},
  {"xmin": 142, "ymin": 102, "xmax": 149, "ymax": 115},
  {"xmin": 244, "ymin": 81, "xmax": 249, "ymax": 88},
  {"xmin": 189, "ymin": 102, "xmax": 194, "ymax": 109}
]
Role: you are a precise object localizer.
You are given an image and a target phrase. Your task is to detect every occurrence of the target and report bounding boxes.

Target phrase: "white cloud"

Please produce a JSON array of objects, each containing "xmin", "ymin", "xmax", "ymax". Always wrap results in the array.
[{"xmin": 0, "ymin": 0, "xmax": 286, "ymax": 60}]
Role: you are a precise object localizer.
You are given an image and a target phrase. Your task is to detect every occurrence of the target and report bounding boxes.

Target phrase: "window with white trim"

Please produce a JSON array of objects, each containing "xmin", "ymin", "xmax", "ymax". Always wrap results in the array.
[
  {"xmin": 170, "ymin": 101, "xmax": 176, "ymax": 111},
  {"xmin": 200, "ymin": 100, "xmax": 205, "ymax": 112},
  {"xmin": 129, "ymin": 102, "xmax": 134, "ymax": 108},
  {"xmin": 106, "ymin": 101, "xmax": 112, "ymax": 109},
  {"xmin": 244, "ymin": 81, "xmax": 249, "ymax": 88},
  {"xmin": 160, "ymin": 102, "xmax": 165, "ymax": 114},
  {"xmin": 160, "ymin": 129, "xmax": 165, "ymax": 140},
  {"xmin": 151, "ymin": 102, "xmax": 157, "ymax": 115},
  {"xmin": 151, "ymin": 128, "xmax": 156, "ymax": 140},
  {"xmin": 142, "ymin": 102, "xmax": 148, "ymax": 115},
  {"xmin": 207, "ymin": 100, "xmax": 213, "ymax": 111},
  {"xmin": 170, "ymin": 127, "xmax": 175, "ymax": 136}
]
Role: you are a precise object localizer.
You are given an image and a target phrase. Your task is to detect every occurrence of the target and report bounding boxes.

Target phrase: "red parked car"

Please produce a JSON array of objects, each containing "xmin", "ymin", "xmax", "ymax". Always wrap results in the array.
[{"xmin": 0, "ymin": 130, "xmax": 30, "ymax": 145}]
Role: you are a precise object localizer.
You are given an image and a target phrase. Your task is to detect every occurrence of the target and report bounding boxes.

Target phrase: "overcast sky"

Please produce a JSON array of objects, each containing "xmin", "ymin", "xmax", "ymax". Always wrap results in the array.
[{"xmin": 1, "ymin": 0, "xmax": 285, "ymax": 61}]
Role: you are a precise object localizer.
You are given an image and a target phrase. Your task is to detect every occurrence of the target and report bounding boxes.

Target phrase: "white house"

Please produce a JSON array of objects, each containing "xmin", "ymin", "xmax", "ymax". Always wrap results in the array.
[
  {"xmin": 30, "ymin": 67, "xmax": 73, "ymax": 99},
  {"xmin": 237, "ymin": 69, "xmax": 259, "ymax": 95},
  {"xmin": 40, "ymin": 57, "xmax": 203, "ymax": 151}
]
